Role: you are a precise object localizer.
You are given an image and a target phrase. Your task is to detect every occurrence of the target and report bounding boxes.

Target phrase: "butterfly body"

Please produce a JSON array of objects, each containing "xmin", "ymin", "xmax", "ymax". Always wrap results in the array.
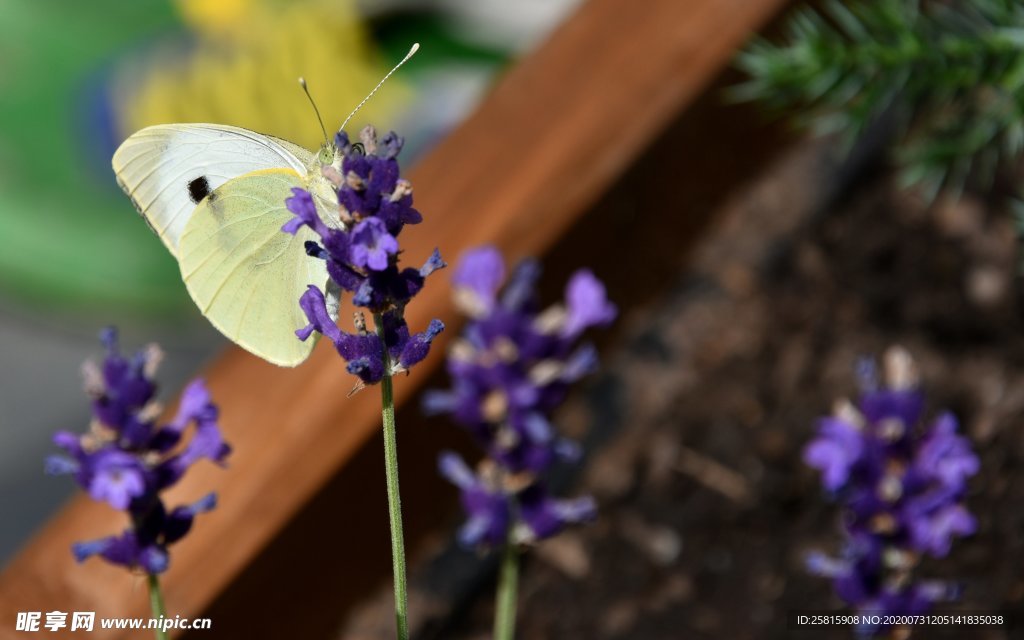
[{"xmin": 112, "ymin": 123, "xmax": 342, "ymax": 366}]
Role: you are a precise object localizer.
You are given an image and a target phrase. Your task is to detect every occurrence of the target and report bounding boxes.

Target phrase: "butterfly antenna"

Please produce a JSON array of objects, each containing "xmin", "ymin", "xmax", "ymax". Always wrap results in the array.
[
  {"xmin": 340, "ymin": 42, "xmax": 420, "ymax": 133},
  {"xmin": 298, "ymin": 77, "xmax": 330, "ymax": 146}
]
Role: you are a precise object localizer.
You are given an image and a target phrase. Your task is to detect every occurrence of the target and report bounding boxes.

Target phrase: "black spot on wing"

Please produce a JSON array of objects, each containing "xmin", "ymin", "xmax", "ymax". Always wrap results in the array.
[{"xmin": 187, "ymin": 176, "xmax": 211, "ymax": 204}]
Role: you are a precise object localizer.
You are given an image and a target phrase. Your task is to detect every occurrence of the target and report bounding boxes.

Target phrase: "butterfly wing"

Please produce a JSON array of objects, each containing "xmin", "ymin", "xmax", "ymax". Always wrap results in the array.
[
  {"xmin": 178, "ymin": 168, "xmax": 329, "ymax": 367},
  {"xmin": 112, "ymin": 124, "xmax": 313, "ymax": 257}
]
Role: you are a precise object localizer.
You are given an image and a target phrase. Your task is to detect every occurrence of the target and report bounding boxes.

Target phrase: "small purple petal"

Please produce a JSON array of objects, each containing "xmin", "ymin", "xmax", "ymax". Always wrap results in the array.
[
  {"xmin": 44, "ymin": 455, "xmax": 78, "ymax": 475},
  {"xmin": 87, "ymin": 451, "xmax": 147, "ymax": 510},
  {"xmin": 554, "ymin": 438, "xmax": 582, "ymax": 462},
  {"xmin": 805, "ymin": 551, "xmax": 848, "ymax": 577},
  {"xmin": 297, "ymin": 286, "xmax": 345, "ymax": 345},
  {"xmin": 452, "ymin": 247, "xmax": 506, "ymax": 316},
  {"xmin": 803, "ymin": 417, "xmax": 864, "ymax": 491},
  {"xmin": 138, "ymin": 545, "xmax": 170, "ymax": 574},
  {"xmin": 422, "ymin": 390, "xmax": 457, "ymax": 415},
  {"xmin": 72, "ymin": 537, "xmax": 112, "ymax": 563},
  {"xmin": 553, "ymin": 496, "xmax": 597, "ymax": 525},
  {"xmin": 561, "ymin": 344, "xmax": 599, "ymax": 382},
  {"xmin": 51, "ymin": 431, "xmax": 83, "ymax": 456},
  {"xmin": 438, "ymin": 452, "xmax": 477, "ymax": 490},
  {"xmin": 398, "ymin": 319, "xmax": 444, "ymax": 369},
  {"xmin": 99, "ymin": 326, "xmax": 119, "ymax": 353},
  {"xmin": 419, "ymin": 249, "xmax": 446, "ymax": 278},
  {"xmin": 457, "ymin": 516, "xmax": 494, "ymax": 548},
  {"xmin": 500, "ymin": 259, "xmax": 541, "ymax": 311},
  {"xmin": 522, "ymin": 413, "xmax": 553, "ymax": 444},
  {"xmin": 283, "ymin": 188, "xmax": 331, "ymax": 238},
  {"xmin": 350, "ymin": 218, "xmax": 399, "ymax": 271},
  {"xmin": 908, "ymin": 504, "xmax": 976, "ymax": 557},
  {"xmin": 915, "ymin": 412, "xmax": 979, "ymax": 491},
  {"xmin": 562, "ymin": 269, "xmax": 617, "ymax": 337},
  {"xmin": 167, "ymin": 379, "xmax": 215, "ymax": 433},
  {"xmin": 379, "ymin": 131, "xmax": 404, "ymax": 158},
  {"xmin": 519, "ymin": 485, "xmax": 586, "ymax": 541},
  {"xmin": 163, "ymin": 493, "xmax": 218, "ymax": 544}
]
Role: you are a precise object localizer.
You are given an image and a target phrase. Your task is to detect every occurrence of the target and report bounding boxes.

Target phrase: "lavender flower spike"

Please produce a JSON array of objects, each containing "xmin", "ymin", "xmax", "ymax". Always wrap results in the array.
[
  {"xmin": 804, "ymin": 347, "xmax": 978, "ymax": 634},
  {"xmin": 283, "ymin": 125, "xmax": 444, "ymax": 388},
  {"xmin": 429, "ymin": 247, "xmax": 615, "ymax": 549},
  {"xmin": 47, "ymin": 328, "xmax": 230, "ymax": 574}
]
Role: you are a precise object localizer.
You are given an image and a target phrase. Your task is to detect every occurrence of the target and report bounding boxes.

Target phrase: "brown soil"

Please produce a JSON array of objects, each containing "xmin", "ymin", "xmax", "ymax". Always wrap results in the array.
[{"xmin": 439, "ymin": 145, "xmax": 1024, "ymax": 639}]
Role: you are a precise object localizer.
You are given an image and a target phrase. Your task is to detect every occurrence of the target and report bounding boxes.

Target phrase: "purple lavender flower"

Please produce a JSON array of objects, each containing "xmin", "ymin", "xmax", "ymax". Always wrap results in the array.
[
  {"xmin": 428, "ymin": 247, "xmax": 614, "ymax": 548},
  {"xmin": 46, "ymin": 328, "xmax": 230, "ymax": 574},
  {"xmin": 282, "ymin": 125, "xmax": 443, "ymax": 386},
  {"xmin": 803, "ymin": 416, "xmax": 864, "ymax": 491},
  {"xmin": 438, "ymin": 453, "xmax": 596, "ymax": 547},
  {"xmin": 562, "ymin": 270, "xmax": 618, "ymax": 338},
  {"xmin": 350, "ymin": 218, "xmax": 399, "ymax": 271},
  {"xmin": 804, "ymin": 347, "xmax": 978, "ymax": 634}
]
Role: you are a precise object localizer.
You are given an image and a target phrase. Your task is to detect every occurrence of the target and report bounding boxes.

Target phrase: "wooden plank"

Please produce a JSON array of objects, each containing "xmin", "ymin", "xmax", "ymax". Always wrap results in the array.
[{"xmin": 0, "ymin": 0, "xmax": 787, "ymax": 635}]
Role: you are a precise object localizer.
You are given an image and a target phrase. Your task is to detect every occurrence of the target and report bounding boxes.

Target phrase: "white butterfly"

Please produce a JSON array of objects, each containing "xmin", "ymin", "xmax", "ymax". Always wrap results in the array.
[
  {"xmin": 111, "ymin": 45, "xmax": 418, "ymax": 367},
  {"xmin": 112, "ymin": 123, "xmax": 340, "ymax": 366}
]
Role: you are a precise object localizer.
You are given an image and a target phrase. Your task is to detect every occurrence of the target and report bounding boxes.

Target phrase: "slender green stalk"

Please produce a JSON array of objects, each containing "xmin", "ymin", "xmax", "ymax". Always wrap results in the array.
[
  {"xmin": 373, "ymin": 313, "xmax": 409, "ymax": 640},
  {"xmin": 494, "ymin": 539, "xmax": 520, "ymax": 640},
  {"xmin": 146, "ymin": 573, "xmax": 169, "ymax": 640}
]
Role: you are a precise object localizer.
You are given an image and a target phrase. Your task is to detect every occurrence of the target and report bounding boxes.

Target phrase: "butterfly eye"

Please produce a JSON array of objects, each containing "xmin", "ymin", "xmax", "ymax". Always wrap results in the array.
[{"xmin": 317, "ymin": 147, "xmax": 333, "ymax": 165}]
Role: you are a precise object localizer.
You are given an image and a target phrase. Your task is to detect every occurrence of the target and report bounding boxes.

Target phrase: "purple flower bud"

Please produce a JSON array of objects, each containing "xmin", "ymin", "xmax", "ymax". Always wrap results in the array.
[
  {"xmin": 419, "ymin": 249, "xmax": 446, "ymax": 278},
  {"xmin": 398, "ymin": 319, "xmax": 445, "ymax": 370},
  {"xmin": 350, "ymin": 218, "xmax": 399, "ymax": 271}
]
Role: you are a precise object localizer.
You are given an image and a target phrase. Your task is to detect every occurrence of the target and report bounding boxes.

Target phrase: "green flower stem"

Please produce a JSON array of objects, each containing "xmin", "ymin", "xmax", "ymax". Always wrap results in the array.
[
  {"xmin": 146, "ymin": 573, "xmax": 168, "ymax": 640},
  {"xmin": 374, "ymin": 313, "xmax": 409, "ymax": 640},
  {"xmin": 494, "ymin": 539, "xmax": 520, "ymax": 640}
]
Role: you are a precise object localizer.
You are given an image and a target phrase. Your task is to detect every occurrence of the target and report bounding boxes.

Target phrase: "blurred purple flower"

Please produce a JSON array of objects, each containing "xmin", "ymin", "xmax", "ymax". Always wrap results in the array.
[
  {"xmin": 804, "ymin": 347, "xmax": 977, "ymax": 634},
  {"xmin": 451, "ymin": 246, "xmax": 506, "ymax": 317},
  {"xmin": 46, "ymin": 329, "xmax": 230, "ymax": 574},
  {"xmin": 438, "ymin": 453, "xmax": 596, "ymax": 547},
  {"xmin": 562, "ymin": 270, "xmax": 617, "ymax": 338},
  {"xmin": 429, "ymin": 247, "xmax": 614, "ymax": 549},
  {"xmin": 72, "ymin": 494, "xmax": 217, "ymax": 575},
  {"xmin": 803, "ymin": 417, "xmax": 865, "ymax": 491}
]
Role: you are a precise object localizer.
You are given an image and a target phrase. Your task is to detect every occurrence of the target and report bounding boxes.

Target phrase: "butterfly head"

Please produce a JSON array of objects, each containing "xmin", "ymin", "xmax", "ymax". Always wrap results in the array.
[{"xmin": 317, "ymin": 144, "xmax": 335, "ymax": 166}]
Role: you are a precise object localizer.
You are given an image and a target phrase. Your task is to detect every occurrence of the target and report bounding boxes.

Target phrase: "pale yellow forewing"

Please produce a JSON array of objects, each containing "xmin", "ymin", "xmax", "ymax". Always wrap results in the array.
[
  {"xmin": 178, "ymin": 168, "xmax": 327, "ymax": 367},
  {"xmin": 112, "ymin": 124, "xmax": 313, "ymax": 257}
]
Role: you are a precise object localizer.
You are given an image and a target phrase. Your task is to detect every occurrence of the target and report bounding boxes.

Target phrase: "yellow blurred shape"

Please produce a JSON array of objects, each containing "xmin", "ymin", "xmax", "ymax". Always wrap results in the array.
[
  {"xmin": 114, "ymin": 0, "xmax": 406, "ymax": 151},
  {"xmin": 176, "ymin": 0, "xmax": 253, "ymax": 35}
]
